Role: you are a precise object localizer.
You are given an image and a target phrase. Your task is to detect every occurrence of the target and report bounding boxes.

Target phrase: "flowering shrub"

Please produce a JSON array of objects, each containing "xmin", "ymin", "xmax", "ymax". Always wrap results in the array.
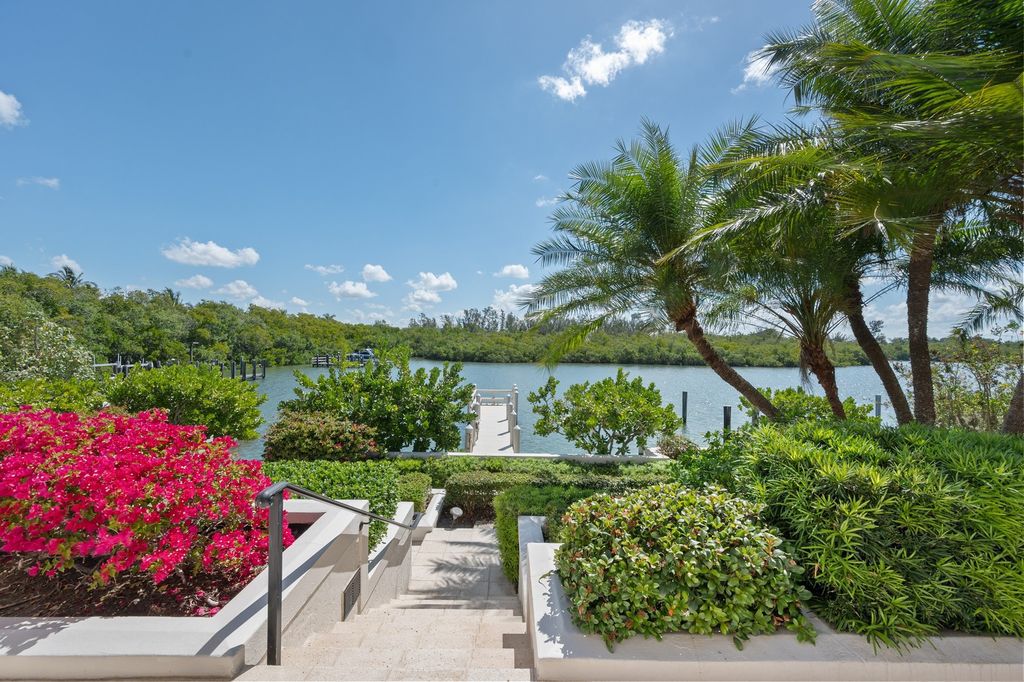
[{"xmin": 0, "ymin": 409, "xmax": 291, "ymax": 615}]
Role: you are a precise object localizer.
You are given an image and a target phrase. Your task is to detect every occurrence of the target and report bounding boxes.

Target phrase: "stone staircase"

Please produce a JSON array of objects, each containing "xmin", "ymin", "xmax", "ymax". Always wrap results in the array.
[{"xmin": 239, "ymin": 525, "xmax": 533, "ymax": 681}]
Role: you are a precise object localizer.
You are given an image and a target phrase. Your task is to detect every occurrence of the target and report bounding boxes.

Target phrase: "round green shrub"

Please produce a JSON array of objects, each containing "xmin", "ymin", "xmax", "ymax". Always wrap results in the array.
[
  {"xmin": 556, "ymin": 483, "xmax": 815, "ymax": 650},
  {"xmin": 397, "ymin": 472, "xmax": 432, "ymax": 512},
  {"xmin": 263, "ymin": 411, "xmax": 378, "ymax": 462},
  {"xmin": 103, "ymin": 364, "xmax": 265, "ymax": 439}
]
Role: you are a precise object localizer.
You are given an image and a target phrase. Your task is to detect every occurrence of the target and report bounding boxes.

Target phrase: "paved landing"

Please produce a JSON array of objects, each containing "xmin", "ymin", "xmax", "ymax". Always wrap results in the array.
[{"xmin": 471, "ymin": 406, "xmax": 513, "ymax": 453}]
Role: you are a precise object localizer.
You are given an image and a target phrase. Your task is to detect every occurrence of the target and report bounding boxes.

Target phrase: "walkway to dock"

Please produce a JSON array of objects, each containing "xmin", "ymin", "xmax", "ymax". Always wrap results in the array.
[{"xmin": 465, "ymin": 387, "xmax": 520, "ymax": 453}]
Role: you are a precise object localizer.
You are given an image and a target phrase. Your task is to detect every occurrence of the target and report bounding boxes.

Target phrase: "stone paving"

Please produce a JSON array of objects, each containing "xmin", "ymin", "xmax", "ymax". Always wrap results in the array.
[{"xmin": 238, "ymin": 525, "xmax": 533, "ymax": 681}]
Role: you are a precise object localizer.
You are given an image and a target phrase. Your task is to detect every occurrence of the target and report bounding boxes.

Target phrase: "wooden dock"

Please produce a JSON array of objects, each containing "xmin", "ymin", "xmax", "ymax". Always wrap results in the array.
[{"xmin": 464, "ymin": 387, "xmax": 520, "ymax": 453}]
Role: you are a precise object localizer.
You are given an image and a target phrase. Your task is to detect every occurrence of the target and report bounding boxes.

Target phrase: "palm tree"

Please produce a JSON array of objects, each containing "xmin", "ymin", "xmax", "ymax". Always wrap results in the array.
[
  {"xmin": 527, "ymin": 121, "xmax": 779, "ymax": 420},
  {"xmin": 48, "ymin": 265, "xmax": 88, "ymax": 289},
  {"xmin": 701, "ymin": 121, "xmax": 917, "ymax": 423},
  {"xmin": 760, "ymin": 0, "xmax": 1023, "ymax": 424}
]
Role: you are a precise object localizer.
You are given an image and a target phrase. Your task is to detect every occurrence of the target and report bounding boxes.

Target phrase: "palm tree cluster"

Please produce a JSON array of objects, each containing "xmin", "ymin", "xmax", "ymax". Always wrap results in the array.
[{"xmin": 528, "ymin": 0, "xmax": 1023, "ymax": 433}]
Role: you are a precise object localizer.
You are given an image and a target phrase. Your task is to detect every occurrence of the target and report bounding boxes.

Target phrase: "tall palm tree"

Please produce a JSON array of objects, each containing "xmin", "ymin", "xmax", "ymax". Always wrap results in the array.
[
  {"xmin": 527, "ymin": 121, "xmax": 779, "ymax": 420},
  {"xmin": 700, "ymin": 121, "xmax": 917, "ymax": 423},
  {"xmin": 760, "ymin": 0, "xmax": 1023, "ymax": 424}
]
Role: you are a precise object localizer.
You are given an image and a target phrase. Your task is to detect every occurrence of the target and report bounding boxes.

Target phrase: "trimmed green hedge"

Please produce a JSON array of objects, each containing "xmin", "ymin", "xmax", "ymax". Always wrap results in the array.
[
  {"xmin": 493, "ymin": 485, "xmax": 596, "ymax": 585},
  {"xmin": 740, "ymin": 421, "xmax": 1024, "ymax": 648},
  {"xmin": 445, "ymin": 463, "xmax": 672, "ymax": 520},
  {"xmin": 263, "ymin": 411, "xmax": 378, "ymax": 462},
  {"xmin": 397, "ymin": 472, "xmax": 432, "ymax": 513},
  {"xmin": 261, "ymin": 459, "xmax": 398, "ymax": 548},
  {"xmin": 557, "ymin": 484, "xmax": 815, "ymax": 650}
]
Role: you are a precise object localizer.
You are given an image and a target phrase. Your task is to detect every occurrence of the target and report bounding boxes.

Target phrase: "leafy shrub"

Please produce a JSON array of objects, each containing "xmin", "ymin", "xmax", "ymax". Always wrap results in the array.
[
  {"xmin": 263, "ymin": 411, "xmax": 377, "ymax": 462},
  {"xmin": 444, "ymin": 461, "xmax": 672, "ymax": 520},
  {"xmin": 284, "ymin": 347, "xmax": 474, "ymax": 452},
  {"xmin": 556, "ymin": 484, "xmax": 815, "ymax": 650},
  {"xmin": 0, "ymin": 409, "xmax": 289, "ymax": 616},
  {"xmin": 739, "ymin": 387, "xmax": 873, "ymax": 424},
  {"xmin": 397, "ymin": 472, "xmax": 432, "ymax": 512},
  {"xmin": 655, "ymin": 432, "xmax": 698, "ymax": 459},
  {"xmin": 897, "ymin": 326, "xmax": 1022, "ymax": 431},
  {"xmin": 493, "ymin": 485, "xmax": 595, "ymax": 585},
  {"xmin": 669, "ymin": 429, "xmax": 748, "ymax": 491},
  {"xmin": 0, "ymin": 377, "xmax": 107, "ymax": 413},
  {"xmin": 104, "ymin": 364, "xmax": 265, "ymax": 439},
  {"xmin": 261, "ymin": 459, "xmax": 398, "ymax": 548},
  {"xmin": 529, "ymin": 369, "xmax": 681, "ymax": 455},
  {"xmin": 742, "ymin": 420, "xmax": 1024, "ymax": 648}
]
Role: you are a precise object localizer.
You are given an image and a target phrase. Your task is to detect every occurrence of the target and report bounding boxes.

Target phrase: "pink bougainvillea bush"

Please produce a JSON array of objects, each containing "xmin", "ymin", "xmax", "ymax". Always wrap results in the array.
[{"xmin": 0, "ymin": 408, "xmax": 292, "ymax": 617}]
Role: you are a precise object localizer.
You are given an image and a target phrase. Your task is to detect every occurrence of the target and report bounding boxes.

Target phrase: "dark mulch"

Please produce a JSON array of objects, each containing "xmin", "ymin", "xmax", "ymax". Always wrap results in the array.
[{"xmin": 0, "ymin": 554, "xmax": 243, "ymax": 618}]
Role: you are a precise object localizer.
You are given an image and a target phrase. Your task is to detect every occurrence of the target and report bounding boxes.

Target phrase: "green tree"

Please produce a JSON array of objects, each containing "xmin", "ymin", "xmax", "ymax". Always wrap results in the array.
[
  {"xmin": 528, "ymin": 370, "xmax": 681, "ymax": 456},
  {"xmin": 283, "ymin": 347, "xmax": 474, "ymax": 452},
  {"xmin": 528, "ymin": 121, "xmax": 780, "ymax": 419},
  {"xmin": 0, "ymin": 308, "xmax": 95, "ymax": 381}
]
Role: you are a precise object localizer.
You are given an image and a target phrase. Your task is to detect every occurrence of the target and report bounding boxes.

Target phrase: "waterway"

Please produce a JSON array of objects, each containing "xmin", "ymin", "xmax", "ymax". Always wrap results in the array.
[{"xmin": 234, "ymin": 361, "xmax": 893, "ymax": 458}]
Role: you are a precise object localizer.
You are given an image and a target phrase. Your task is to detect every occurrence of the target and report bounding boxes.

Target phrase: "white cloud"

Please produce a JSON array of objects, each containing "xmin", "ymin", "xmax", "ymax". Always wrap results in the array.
[
  {"xmin": 162, "ymin": 238, "xmax": 260, "ymax": 268},
  {"xmin": 0, "ymin": 90, "xmax": 26, "ymax": 128},
  {"xmin": 362, "ymin": 263, "xmax": 392, "ymax": 282},
  {"xmin": 305, "ymin": 263, "xmax": 344, "ymax": 276},
  {"xmin": 408, "ymin": 271, "xmax": 457, "ymax": 292},
  {"xmin": 533, "ymin": 174, "xmax": 548, "ymax": 182},
  {"xmin": 328, "ymin": 280, "xmax": 376, "ymax": 299},
  {"xmin": 50, "ymin": 254, "xmax": 81, "ymax": 273},
  {"xmin": 539, "ymin": 19, "xmax": 672, "ymax": 101},
  {"xmin": 403, "ymin": 271, "xmax": 458, "ymax": 311},
  {"xmin": 216, "ymin": 279, "xmax": 259, "ymax": 300},
  {"xmin": 494, "ymin": 264, "xmax": 529, "ymax": 279},
  {"xmin": 251, "ymin": 295, "xmax": 285, "ymax": 310},
  {"xmin": 290, "ymin": 296, "xmax": 309, "ymax": 307},
  {"xmin": 402, "ymin": 288, "xmax": 442, "ymax": 311},
  {"xmin": 538, "ymin": 76, "xmax": 587, "ymax": 102},
  {"xmin": 492, "ymin": 283, "xmax": 536, "ymax": 312},
  {"xmin": 731, "ymin": 49, "xmax": 778, "ymax": 94},
  {"xmin": 535, "ymin": 196, "xmax": 558, "ymax": 208},
  {"xmin": 16, "ymin": 176, "xmax": 59, "ymax": 189},
  {"xmin": 0, "ymin": 255, "xmax": 12, "ymax": 267},
  {"xmin": 175, "ymin": 274, "xmax": 213, "ymax": 289}
]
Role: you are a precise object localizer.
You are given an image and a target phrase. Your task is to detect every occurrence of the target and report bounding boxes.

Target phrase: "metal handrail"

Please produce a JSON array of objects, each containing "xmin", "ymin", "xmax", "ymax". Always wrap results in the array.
[{"xmin": 255, "ymin": 481, "xmax": 414, "ymax": 666}]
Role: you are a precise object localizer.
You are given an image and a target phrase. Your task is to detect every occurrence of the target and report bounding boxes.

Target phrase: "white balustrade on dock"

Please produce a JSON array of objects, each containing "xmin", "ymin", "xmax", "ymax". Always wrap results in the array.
[{"xmin": 464, "ymin": 385, "xmax": 519, "ymax": 453}]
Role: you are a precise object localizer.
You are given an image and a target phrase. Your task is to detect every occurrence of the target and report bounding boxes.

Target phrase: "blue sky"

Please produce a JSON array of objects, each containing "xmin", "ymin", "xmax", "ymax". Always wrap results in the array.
[{"xmin": 0, "ymin": 1, "xmax": 970, "ymax": 335}]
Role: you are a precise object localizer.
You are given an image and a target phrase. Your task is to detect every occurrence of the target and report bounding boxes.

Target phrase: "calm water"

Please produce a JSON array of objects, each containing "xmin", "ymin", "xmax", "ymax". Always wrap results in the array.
[{"xmin": 235, "ymin": 361, "xmax": 893, "ymax": 458}]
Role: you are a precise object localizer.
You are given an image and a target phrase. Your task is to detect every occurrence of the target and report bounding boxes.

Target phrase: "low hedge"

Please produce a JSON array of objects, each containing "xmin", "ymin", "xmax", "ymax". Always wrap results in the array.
[
  {"xmin": 741, "ymin": 421, "xmax": 1024, "ymax": 648},
  {"xmin": 493, "ymin": 485, "xmax": 596, "ymax": 585},
  {"xmin": 263, "ymin": 411, "xmax": 378, "ymax": 462},
  {"xmin": 261, "ymin": 459, "xmax": 398, "ymax": 548},
  {"xmin": 445, "ymin": 464, "xmax": 672, "ymax": 520},
  {"xmin": 557, "ymin": 484, "xmax": 815, "ymax": 651},
  {"xmin": 397, "ymin": 472, "xmax": 432, "ymax": 513}
]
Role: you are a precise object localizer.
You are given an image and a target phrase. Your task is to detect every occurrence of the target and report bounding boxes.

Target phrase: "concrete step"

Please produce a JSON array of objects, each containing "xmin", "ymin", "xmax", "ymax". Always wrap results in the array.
[
  {"xmin": 237, "ymin": 663, "xmax": 533, "ymax": 681},
  {"xmin": 390, "ymin": 596, "xmax": 521, "ymax": 610},
  {"xmin": 274, "ymin": 645, "xmax": 521, "ymax": 672}
]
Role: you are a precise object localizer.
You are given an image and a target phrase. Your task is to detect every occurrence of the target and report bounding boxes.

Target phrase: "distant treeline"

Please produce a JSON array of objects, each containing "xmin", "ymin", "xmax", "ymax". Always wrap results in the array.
[{"xmin": 1, "ymin": 268, "xmax": 1016, "ymax": 368}]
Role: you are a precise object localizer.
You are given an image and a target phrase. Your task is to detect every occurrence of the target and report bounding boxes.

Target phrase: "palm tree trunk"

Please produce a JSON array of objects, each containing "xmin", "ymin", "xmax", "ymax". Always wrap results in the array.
[
  {"xmin": 675, "ymin": 308, "xmax": 779, "ymax": 421},
  {"xmin": 907, "ymin": 226, "xmax": 938, "ymax": 424},
  {"xmin": 802, "ymin": 343, "xmax": 847, "ymax": 419},
  {"xmin": 845, "ymin": 282, "xmax": 914, "ymax": 424},
  {"xmin": 1003, "ymin": 374, "xmax": 1023, "ymax": 435}
]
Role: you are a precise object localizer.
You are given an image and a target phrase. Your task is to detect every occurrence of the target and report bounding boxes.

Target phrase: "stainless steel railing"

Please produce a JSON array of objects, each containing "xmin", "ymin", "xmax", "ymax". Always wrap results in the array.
[{"xmin": 255, "ymin": 482, "xmax": 415, "ymax": 666}]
